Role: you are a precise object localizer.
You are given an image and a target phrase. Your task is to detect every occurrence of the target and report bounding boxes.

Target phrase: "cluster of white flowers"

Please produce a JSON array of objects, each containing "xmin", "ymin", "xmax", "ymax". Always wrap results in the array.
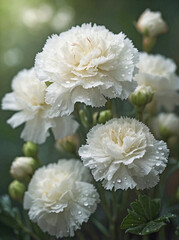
[
  {"xmin": 24, "ymin": 159, "xmax": 100, "ymax": 238},
  {"xmin": 135, "ymin": 53, "xmax": 179, "ymax": 110},
  {"xmin": 136, "ymin": 9, "xmax": 167, "ymax": 37},
  {"xmin": 79, "ymin": 118, "xmax": 169, "ymax": 190},
  {"xmin": 2, "ymin": 68, "xmax": 79, "ymax": 144},
  {"xmin": 35, "ymin": 23, "xmax": 139, "ymax": 117},
  {"xmin": 2, "ymin": 17, "xmax": 173, "ymax": 239}
]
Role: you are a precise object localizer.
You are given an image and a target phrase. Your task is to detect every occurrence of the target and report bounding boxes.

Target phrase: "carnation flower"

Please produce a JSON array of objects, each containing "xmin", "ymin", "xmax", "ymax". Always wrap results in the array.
[
  {"xmin": 23, "ymin": 159, "xmax": 100, "ymax": 238},
  {"xmin": 136, "ymin": 9, "xmax": 167, "ymax": 37},
  {"xmin": 10, "ymin": 157, "xmax": 36, "ymax": 179},
  {"xmin": 134, "ymin": 53, "xmax": 179, "ymax": 111},
  {"xmin": 79, "ymin": 118, "xmax": 169, "ymax": 191},
  {"xmin": 35, "ymin": 23, "xmax": 138, "ymax": 117},
  {"xmin": 1, "ymin": 68, "xmax": 79, "ymax": 144},
  {"xmin": 151, "ymin": 113, "xmax": 179, "ymax": 138}
]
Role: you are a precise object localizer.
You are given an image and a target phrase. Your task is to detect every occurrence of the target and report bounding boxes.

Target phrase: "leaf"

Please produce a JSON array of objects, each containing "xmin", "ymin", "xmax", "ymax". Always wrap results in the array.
[
  {"xmin": 120, "ymin": 194, "xmax": 176, "ymax": 236},
  {"xmin": 0, "ymin": 195, "xmax": 20, "ymax": 230}
]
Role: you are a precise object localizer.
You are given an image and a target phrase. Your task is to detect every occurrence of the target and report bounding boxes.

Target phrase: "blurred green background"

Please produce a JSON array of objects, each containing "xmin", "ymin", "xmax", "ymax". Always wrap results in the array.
[{"xmin": 0, "ymin": 0, "xmax": 179, "ymax": 195}]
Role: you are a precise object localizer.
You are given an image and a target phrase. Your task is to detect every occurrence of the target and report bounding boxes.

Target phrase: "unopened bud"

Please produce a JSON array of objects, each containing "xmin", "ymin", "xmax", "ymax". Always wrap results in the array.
[
  {"xmin": 22, "ymin": 142, "xmax": 38, "ymax": 158},
  {"xmin": 157, "ymin": 113, "xmax": 179, "ymax": 139},
  {"xmin": 10, "ymin": 157, "xmax": 37, "ymax": 179},
  {"xmin": 98, "ymin": 110, "xmax": 113, "ymax": 124},
  {"xmin": 8, "ymin": 180, "xmax": 26, "ymax": 201},
  {"xmin": 136, "ymin": 9, "xmax": 167, "ymax": 37},
  {"xmin": 130, "ymin": 86, "xmax": 154, "ymax": 107},
  {"xmin": 56, "ymin": 136, "xmax": 79, "ymax": 154}
]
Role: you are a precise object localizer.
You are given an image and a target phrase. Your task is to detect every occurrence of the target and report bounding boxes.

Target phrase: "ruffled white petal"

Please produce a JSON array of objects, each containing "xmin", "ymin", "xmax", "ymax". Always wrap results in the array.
[
  {"xmin": 21, "ymin": 116, "xmax": 52, "ymax": 144},
  {"xmin": 35, "ymin": 23, "xmax": 138, "ymax": 116},
  {"xmin": 52, "ymin": 115, "xmax": 79, "ymax": 140},
  {"xmin": 79, "ymin": 118, "xmax": 169, "ymax": 190},
  {"xmin": 2, "ymin": 92, "xmax": 22, "ymax": 111},
  {"xmin": 23, "ymin": 159, "xmax": 100, "ymax": 238},
  {"xmin": 134, "ymin": 53, "xmax": 179, "ymax": 111}
]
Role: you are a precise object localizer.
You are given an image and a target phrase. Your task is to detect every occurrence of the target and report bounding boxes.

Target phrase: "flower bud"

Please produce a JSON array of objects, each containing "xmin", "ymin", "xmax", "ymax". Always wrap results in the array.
[
  {"xmin": 158, "ymin": 113, "xmax": 179, "ymax": 139},
  {"xmin": 56, "ymin": 136, "xmax": 79, "ymax": 154},
  {"xmin": 98, "ymin": 110, "xmax": 113, "ymax": 124},
  {"xmin": 22, "ymin": 142, "xmax": 38, "ymax": 158},
  {"xmin": 10, "ymin": 157, "xmax": 37, "ymax": 179},
  {"xmin": 136, "ymin": 9, "xmax": 167, "ymax": 37},
  {"xmin": 8, "ymin": 180, "xmax": 26, "ymax": 201},
  {"xmin": 130, "ymin": 86, "xmax": 154, "ymax": 107}
]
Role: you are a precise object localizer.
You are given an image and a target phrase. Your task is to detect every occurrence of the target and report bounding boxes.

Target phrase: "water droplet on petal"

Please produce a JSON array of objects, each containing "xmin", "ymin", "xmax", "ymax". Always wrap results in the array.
[
  {"xmin": 117, "ymin": 179, "xmax": 121, "ymax": 183},
  {"xmin": 84, "ymin": 202, "xmax": 88, "ymax": 207},
  {"xmin": 124, "ymin": 177, "xmax": 127, "ymax": 180},
  {"xmin": 156, "ymin": 156, "xmax": 159, "ymax": 160},
  {"xmin": 156, "ymin": 163, "xmax": 160, "ymax": 166},
  {"xmin": 78, "ymin": 211, "xmax": 82, "ymax": 215},
  {"xmin": 158, "ymin": 147, "xmax": 162, "ymax": 150}
]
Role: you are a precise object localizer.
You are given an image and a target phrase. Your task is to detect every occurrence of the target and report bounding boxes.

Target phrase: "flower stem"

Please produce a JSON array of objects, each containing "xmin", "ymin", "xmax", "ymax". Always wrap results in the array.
[
  {"xmin": 158, "ymin": 227, "xmax": 166, "ymax": 240},
  {"xmin": 143, "ymin": 235, "xmax": 149, "ymax": 240},
  {"xmin": 17, "ymin": 219, "xmax": 40, "ymax": 240},
  {"xmin": 136, "ymin": 106, "xmax": 144, "ymax": 122}
]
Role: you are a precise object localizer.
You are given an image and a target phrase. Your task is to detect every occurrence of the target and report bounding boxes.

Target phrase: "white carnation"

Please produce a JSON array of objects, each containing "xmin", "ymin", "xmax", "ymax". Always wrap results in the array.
[
  {"xmin": 1, "ymin": 68, "xmax": 79, "ymax": 144},
  {"xmin": 10, "ymin": 157, "xmax": 36, "ymax": 179},
  {"xmin": 23, "ymin": 159, "xmax": 100, "ymax": 238},
  {"xmin": 137, "ymin": 9, "xmax": 167, "ymax": 37},
  {"xmin": 35, "ymin": 23, "xmax": 138, "ymax": 117},
  {"xmin": 79, "ymin": 118, "xmax": 169, "ymax": 191},
  {"xmin": 134, "ymin": 53, "xmax": 179, "ymax": 111},
  {"xmin": 152, "ymin": 113, "xmax": 179, "ymax": 137}
]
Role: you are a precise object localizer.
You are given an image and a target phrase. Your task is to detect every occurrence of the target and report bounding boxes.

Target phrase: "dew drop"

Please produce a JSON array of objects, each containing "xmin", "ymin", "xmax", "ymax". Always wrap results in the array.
[
  {"xmin": 112, "ymin": 181, "xmax": 115, "ymax": 184},
  {"xmin": 156, "ymin": 163, "xmax": 160, "ymax": 166},
  {"xmin": 84, "ymin": 202, "xmax": 89, "ymax": 207},
  {"xmin": 117, "ymin": 179, "xmax": 121, "ymax": 183},
  {"xmin": 156, "ymin": 156, "xmax": 159, "ymax": 160},
  {"xmin": 124, "ymin": 177, "xmax": 127, "ymax": 180},
  {"xmin": 78, "ymin": 211, "xmax": 82, "ymax": 215},
  {"xmin": 158, "ymin": 147, "xmax": 162, "ymax": 150}
]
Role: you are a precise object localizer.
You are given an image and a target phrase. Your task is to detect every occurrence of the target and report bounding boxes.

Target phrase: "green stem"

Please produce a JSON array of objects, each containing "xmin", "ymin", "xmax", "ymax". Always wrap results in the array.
[
  {"xmin": 143, "ymin": 235, "xmax": 149, "ymax": 240},
  {"xmin": 106, "ymin": 99, "xmax": 111, "ymax": 110},
  {"xmin": 136, "ymin": 106, "xmax": 144, "ymax": 122},
  {"xmin": 35, "ymin": 156, "xmax": 42, "ymax": 167},
  {"xmin": 17, "ymin": 219, "xmax": 40, "ymax": 240},
  {"xmin": 158, "ymin": 227, "xmax": 166, "ymax": 240},
  {"xmin": 97, "ymin": 183, "xmax": 111, "ymax": 219}
]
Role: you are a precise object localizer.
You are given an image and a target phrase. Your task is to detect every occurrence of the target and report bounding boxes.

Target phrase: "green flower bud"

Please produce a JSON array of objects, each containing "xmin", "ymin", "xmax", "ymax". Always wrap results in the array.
[
  {"xmin": 56, "ymin": 136, "xmax": 79, "ymax": 154},
  {"xmin": 22, "ymin": 142, "xmax": 38, "ymax": 158},
  {"xmin": 10, "ymin": 157, "xmax": 37, "ymax": 179},
  {"xmin": 130, "ymin": 86, "xmax": 154, "ymax": 107},
  {"xmin": 98, "ymin": 110, "xmax": 113, "ymax": 124},
  {"xmin": 8, "ymin": 180, "xmax": 26, "ymax": 201}
]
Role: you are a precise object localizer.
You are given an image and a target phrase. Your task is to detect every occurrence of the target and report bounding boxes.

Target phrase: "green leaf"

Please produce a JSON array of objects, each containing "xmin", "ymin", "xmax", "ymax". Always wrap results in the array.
[
  {"xmin": 121, "ymin": 194, "xmax": 176, "ymax": 236},
  {"xmin": 0, "ymin": 195, "xmax": 20, "ymax": 230}
]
